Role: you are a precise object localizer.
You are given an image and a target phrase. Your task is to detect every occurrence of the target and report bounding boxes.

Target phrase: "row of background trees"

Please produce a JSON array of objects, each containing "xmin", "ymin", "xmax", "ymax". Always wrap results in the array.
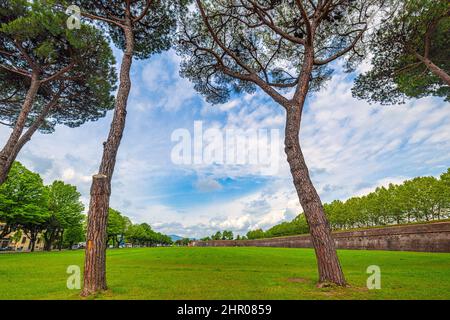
[
  {"xmin": 0, "ymin": 162, "xmax": 172, "ymax": 251},
  {"xmin": 204, "ymin": 168, "xmax": 450, "ymax": 241}
]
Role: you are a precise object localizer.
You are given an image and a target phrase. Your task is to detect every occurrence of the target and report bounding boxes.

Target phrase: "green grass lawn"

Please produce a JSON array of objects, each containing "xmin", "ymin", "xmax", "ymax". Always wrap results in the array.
[{"xmin": 0, "ymin": 247, "xmax": 449, "ymax": 300}]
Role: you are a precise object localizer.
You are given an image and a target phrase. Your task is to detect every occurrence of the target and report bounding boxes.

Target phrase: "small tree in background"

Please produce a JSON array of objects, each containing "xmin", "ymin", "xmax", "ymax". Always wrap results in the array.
[
  {"xmin": 177, "ymin": 0, "xmax": 390, "ymax": 286},
  {"xmin": 353, "ymin": 0, "xmax": 449, "ymax": 104},
  {"xmin": 0, "ymin": 0, "xmax": 116, "ymax": 184}
]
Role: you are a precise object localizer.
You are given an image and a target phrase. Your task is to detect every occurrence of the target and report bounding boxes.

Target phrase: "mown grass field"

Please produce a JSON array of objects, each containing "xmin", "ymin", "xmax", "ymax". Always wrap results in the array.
[{"xmin": 0, "ymin": 247, "xmax": 449, "ymax": 300}]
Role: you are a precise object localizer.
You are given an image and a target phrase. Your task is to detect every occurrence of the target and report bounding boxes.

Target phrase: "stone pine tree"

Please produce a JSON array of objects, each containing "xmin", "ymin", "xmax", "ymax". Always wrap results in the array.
[
  {"xmin": 177, "ymin": 0, "xmax": 388, "ymax": 286},
  {"xmin": 71, "ymin": 0, "xmax": 188, "ymax": 296},
  {"xmin": 0, "ymin": 0, "xmax": 116, "ymax": 184},
  {"xmin": 352, "ymin": 0, "xmax": 449, "ymax": 105}
]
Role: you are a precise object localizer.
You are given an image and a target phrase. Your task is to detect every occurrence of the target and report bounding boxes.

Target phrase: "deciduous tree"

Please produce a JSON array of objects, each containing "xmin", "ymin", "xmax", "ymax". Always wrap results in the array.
[
  {"xmin": 107, "ymin": 208, "xmax": 128, "ymax": 247},
  {"xmin": 177, "ymin": 0, "xmax": 388, "ymax": 286}
]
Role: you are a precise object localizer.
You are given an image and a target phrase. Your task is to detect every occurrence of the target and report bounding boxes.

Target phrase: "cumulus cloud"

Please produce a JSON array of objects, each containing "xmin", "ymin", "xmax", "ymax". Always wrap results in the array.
[{"xmin": 140, "ymin": 51, "xmax": 198, "ymax": 111}]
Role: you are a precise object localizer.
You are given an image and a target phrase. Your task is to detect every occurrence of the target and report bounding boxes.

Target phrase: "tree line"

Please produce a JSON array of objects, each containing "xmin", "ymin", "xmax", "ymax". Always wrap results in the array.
[
  {"xmin": 122, "ymin": 220, "xmax": 172, "ymax": 247},
  {"xmin": 245, "ymin": 168, "xmax": 450, "ymax": 240},
  {"xmin": 0, "ymin": 161, "xmax": 172, "ymax": 251},
  {"xmin": 1, "ymin": 0, "xmax": 448, "ymax": 290}
]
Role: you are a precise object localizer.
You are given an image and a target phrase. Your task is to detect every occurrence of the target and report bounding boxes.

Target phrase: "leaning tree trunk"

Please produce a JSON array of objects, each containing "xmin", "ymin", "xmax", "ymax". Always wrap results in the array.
[
  {"xmin": 0, "ymin": 73, "xmax": 40, "ymax": 184},
  {"xmin": 284, "ymin": 46, "xmax": 346, "ymax": 286},
  {"xmin": 82, "ymin": 21, "xmax": 134, "ymax": 296},
  {"xmin": 81, "ymin": 174, "xmax": 110, "ymax": 296}
]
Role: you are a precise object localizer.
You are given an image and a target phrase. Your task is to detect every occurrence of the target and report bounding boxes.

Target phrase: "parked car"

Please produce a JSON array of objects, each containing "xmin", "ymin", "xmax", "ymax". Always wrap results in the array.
[{"xmin": 71, "ymin": 242, "xmax": 86, "ymax": 250}]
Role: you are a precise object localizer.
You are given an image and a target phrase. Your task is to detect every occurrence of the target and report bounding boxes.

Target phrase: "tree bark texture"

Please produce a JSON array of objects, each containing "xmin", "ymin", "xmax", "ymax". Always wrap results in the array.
[
  {"xmin": 81, "ymin": 174, "xmax": 110, "ymax": 296},
  {"xmin": 285, "ymin": 110, "xmax": 346, "ymax": 286}
]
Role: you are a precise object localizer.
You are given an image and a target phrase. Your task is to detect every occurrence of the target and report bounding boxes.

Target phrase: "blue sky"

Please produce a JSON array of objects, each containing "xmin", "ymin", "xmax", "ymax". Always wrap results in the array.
[{"xmin": 1, "ymin": 49, "xmax": 449, "ymax": 238}]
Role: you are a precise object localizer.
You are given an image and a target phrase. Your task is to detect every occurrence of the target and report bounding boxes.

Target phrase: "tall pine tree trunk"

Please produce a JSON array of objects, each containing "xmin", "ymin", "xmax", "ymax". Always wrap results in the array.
[
  {"xmin": 414, "ymin": 52, "xmax": 450, "ymax": 86},
  {"xmin": 0, "ymin": 73, "xmax": 40, "ymax": 184},
  {"xmin": 82, "ymin": 21, "xmax": 134, "ymax": 296},
  {"xmin": 284, "ymin": 46, "xmax": 346, "ymax": 286}
]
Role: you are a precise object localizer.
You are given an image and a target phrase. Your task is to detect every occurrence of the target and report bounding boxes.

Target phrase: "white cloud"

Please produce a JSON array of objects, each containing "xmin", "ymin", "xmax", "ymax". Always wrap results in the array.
[
  {"xmin": 355, "ymin": 176, "xmax": 409, "ymax": 197},
  {"xmin": 62, "ymin": 168, "xmax": 75, "ymax": 180}
]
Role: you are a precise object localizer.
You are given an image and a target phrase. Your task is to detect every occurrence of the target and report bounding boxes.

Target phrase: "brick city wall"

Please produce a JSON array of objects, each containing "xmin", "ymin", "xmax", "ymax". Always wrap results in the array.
[{"xmin": 191, "ymin": 221, "xmax": 450, "ymax": 253}]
